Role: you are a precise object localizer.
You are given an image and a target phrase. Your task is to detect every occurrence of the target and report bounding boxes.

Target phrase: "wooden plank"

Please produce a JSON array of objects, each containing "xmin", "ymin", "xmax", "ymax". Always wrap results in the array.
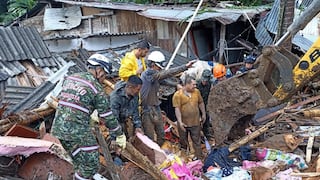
[
  {"xmin": 306, "ymin": 134, "xmax": 315, "ymax": 163},
  {"xmin": 291, "ymin": 172, "xmax": 320, "ymax": 177},
  {"xmin": 218, "ymin": 24, "xmax": 226, "ymax": 63},
  {"xmin": 228, "ymin": 120, "xmax": 275, "ymax": 152}
]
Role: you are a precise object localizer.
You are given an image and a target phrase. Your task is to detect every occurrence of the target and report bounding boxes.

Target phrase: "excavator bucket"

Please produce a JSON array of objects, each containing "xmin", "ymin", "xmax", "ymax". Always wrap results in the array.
[
  {"xmin": 207, "ymin": 68, "xmax": 275, "ymax": 145},
  {"xmin": 208, "ymin": 0, "xmax": 320, "ymax": 145},
  {"xmin": 207, "ymin": 46, "xmax": 301, "ymax": 145}
]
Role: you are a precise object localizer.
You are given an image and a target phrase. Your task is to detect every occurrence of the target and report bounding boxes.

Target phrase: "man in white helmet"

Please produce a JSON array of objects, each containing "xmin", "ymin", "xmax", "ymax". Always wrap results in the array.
[
  {"xmin": 140, "ymin": 50, "xmax": 196, "ymax": 146},
  {"xmin": 51, "ymin": 54, "xmax": 126, "ymax": 179}
]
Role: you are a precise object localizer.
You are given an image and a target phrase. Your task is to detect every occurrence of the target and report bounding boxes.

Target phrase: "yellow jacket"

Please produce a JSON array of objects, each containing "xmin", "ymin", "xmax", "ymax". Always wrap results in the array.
[{"xmin": 119, "ymin": 50, "xmax": 146, "ymax": 81}]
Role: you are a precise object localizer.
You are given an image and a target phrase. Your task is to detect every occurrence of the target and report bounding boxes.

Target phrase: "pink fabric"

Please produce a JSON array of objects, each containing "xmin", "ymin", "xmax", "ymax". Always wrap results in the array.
[
  {"xmin": 163, "ymin": 162, "xmax": 199, "ymax": 180},
  {"xmin": 162, "ymin": 160, "xmax": 203, "ymax": 180},
  {"xmin": 0, "ymin": 146, "xmax": 50, "ymax": 157},
  {"xmin": 256, "ymin": 148, "xmax": 268, "ymax": 160},
  {"xmin": 0, "ymin": 136, "xmax": 54, "ymax": 157},
  {"xmin": 186, "ymin": 160, "xmax": 203, "ymax": 176},
  {"xmin": 275, "ymin": 168, "xmax": 302, "ymax": 180},
  {"xmin": 242, "ymin": 160, "xmax": 259, "ymax": 170}
]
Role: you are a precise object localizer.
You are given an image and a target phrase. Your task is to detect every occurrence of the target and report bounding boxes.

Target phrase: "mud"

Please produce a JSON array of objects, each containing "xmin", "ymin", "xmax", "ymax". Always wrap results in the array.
[{"xmin": 207, "ymin": 71, "xmax": 276, "ymax": 145}]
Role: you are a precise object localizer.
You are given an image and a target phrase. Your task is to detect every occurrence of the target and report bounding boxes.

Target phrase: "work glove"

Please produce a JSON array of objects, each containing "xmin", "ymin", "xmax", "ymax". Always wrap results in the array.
[{"xmin": 115, "ymin": 134, "xmax": 127, "ymax": 149}]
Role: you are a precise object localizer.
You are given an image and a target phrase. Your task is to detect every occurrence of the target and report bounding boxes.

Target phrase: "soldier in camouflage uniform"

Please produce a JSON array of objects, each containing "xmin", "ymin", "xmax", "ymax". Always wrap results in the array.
[
  {"xmin": 50, "ymin": 54, "xmax": 125, "ymax": 180},
  {"xmin": 110, "ymin": 75, "xmax": 143, "ymax": 138},
  {"xmin": 196, "ymin": 69, "xmax": 214, "ymax": 140},
  {"xmin": 140, "ymin": 50, "xmax": 196, "ymax": 146}
]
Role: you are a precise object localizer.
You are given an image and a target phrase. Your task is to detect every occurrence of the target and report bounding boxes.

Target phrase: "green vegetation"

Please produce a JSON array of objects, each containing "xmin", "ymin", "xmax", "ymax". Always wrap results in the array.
[
  {"xmin": 238, "ymin": 0, "xmax": 263, "ymax": 6},
  {"xmin": 0, "ymin": 0, "xmax": 36, "ymax": 25}
]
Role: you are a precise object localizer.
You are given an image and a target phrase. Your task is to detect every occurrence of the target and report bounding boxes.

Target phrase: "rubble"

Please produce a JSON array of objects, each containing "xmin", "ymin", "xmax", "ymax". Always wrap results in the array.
[{"xmin": 0, "ymin": 1, "xmax": 319, "ymax": 180}]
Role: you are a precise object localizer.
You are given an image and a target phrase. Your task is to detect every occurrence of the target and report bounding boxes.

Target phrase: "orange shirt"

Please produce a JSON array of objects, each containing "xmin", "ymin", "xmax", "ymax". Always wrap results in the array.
[{"xmin": 172, "ymin": 89, "xmax": 203, "ymax": 127}]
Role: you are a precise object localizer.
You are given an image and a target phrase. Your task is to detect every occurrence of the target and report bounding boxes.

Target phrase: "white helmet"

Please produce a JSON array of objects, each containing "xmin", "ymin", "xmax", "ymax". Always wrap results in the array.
[
  {"xmin": 148, "ymin": 51, "xmax": 166, "ymax": 69},
  {"xmin": 87, "ymin": 54, "xmax": 112, "ymax": 74}
]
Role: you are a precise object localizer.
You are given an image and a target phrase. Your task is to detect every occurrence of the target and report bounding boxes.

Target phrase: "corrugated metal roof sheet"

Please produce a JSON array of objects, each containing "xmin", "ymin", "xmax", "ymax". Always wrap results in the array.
[
  {"xmin": 255, "ymin": 0, "xmax": 316, "ymax": 47},
  {"xmin": 6, "ymin": 61, "xmax": 76, "ymax": 114},
  {"xmin": 54, "ymin": 0, "xmax": 265, "ymax": 23},
  {"xmin": 0, "ymin": 61, "xmax": 26, "ymax": 77},
  {"xmin": 0, "ymin": 72, "xmax": 9, "ymax": 82},
  {"xmin": 46, "ymin": 31, "xmax": 144, "ymax": 40},
  {"xmin": 292, "ymin": 34, "xmax": 313, "ymax": 51},
  {"xmin": 264, "ymin": 0, "xmax": 280, "ymax": 34},
  {"xmin": 54, "ymin": 0, "xmax": 146, "ymax": 11},
  {"xmin": 255, "ymin": 18, "xmax": 274, "ymax": 46},
  {"xmin": 138, "ymin": 9, "xmax": 244, "ymax": 23},
  {"xmin": 300, "ymin": 0, "xmax": 313, "ymax": 8},
  {"xmin": 44, "ymin": 6, "xmax": 82, "ymax": 31},
  {"xmin": 0, "ymin": 26, "xmax": 51, "ymax": 62},
  {"xmin": 31, "ymin": 57, "xmax": 59, "ymax": 68},
  {"xmin": 3, "ymin": 86, "xmax": 36, "ymax": 112},
  {"xmin": 0, "ymin": 82, "xmax": 5, "ymax": 104},
  {"xmin": 7, "ymin": 82, "xmax": 56, "ymax": 114}
]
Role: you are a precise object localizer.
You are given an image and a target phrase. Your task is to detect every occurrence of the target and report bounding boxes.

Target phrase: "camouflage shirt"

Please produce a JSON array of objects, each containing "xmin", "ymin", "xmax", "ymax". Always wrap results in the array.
[
  {"xmin": 196, "ymin": 80, "xmax": 212, "ymax": 107},
  {"xmin": 51, "ymin": 72, "xmax": 122, "ymax": 141},
  {"xmin": 110, "ymin": 81, "xmax": 141, "ymax": 128}
]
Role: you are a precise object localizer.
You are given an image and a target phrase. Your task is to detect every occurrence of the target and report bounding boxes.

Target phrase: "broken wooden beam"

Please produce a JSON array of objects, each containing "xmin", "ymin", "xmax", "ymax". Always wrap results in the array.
[
  {"xmin": 0, "ymin": 108, "xmax": 55, "ymax": 134},
  {"xmin": 228, "ymin": 95, "xmax": 320, "ymax": 152},
  {"xmin": 94, "ymin": 126, "xmax": 121, "ymax": 180},
  {"xmin": 122, "ymin": 142, "xmax": 167, "ymax": 180},
  {"xmin": 228, "ymin": 120, "xmax": 275, "ymax": 152},
  {"xmin": 256, "ymin": 94, "xmax": 320, "ymax": 124}
]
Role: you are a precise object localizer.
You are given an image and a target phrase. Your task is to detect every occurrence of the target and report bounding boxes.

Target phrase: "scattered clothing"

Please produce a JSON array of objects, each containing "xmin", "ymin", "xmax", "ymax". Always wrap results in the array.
[
  {"xmin": 275, "ymin": 168, "xmax": 302, "ymax": 180},
  {"xmin": 256, "ymin": 148, "xmax": 308, "ymax": 170},
  {"xmin": 203, "ymin": 147, "xmax": 241, "ymax": 174},
  {"xmin": 204, "ymin": 167, "xmax": 251, "ymax": 180}
]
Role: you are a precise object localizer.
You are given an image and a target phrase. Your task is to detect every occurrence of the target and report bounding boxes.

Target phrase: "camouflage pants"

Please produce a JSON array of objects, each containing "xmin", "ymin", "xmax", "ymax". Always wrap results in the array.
[
  {"xmin": 202, "ymin": 112, "xmax": 214, "ymax": 140},
  {"xmin": 142, "ymin": 105, "xmax": 165, "ymax": 146},
  {"xmin": 60, "ymin": 138, "xmax": 100, "ymax": 179}
]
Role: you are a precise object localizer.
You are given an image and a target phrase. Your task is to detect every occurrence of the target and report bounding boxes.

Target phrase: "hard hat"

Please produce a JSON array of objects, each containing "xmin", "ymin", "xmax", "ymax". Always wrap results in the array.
[
  {"xmin": 213, "ymin": 64, "xmax": 226, "ymax": 78},
  {"xmin": 147, "ymin": 51, "xmax": 166, "ymax": 69},
  {"xmin": 87, "ymin": 54, "xmax": 112, "ymax": 74},
  {"xmin": 201, "ymin": 69, "xmax": 212, "ymax": 81},
  {"xmin": 244, "ymin": 55, "xmax": 256, "ymax": 64}
]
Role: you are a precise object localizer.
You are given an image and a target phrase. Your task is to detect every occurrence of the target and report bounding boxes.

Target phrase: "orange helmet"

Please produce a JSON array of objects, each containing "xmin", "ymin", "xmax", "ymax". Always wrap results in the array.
[{"xmin": 213, "ymin": 64, "xmax": 226, "ymax": 78}]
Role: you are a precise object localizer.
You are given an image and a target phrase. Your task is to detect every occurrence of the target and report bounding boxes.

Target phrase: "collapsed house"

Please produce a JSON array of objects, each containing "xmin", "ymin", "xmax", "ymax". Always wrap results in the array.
[{"xmin": 0, "ymin": 0, "xmax": 320, "ymax": 179}]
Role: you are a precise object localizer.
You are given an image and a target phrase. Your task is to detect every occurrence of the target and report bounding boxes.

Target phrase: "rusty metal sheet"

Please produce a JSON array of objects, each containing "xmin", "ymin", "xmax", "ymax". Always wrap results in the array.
[
  {"xmin": 5, "ymin": 124, "xmax": 39, "ymax": 138},
  {"xmin": 18, "ymin": 152, "xmax": 74, "ymax": 179}
]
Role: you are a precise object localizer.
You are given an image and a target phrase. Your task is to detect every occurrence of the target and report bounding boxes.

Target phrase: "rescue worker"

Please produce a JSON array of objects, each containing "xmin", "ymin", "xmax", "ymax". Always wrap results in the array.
[
  {"xmin": 140, "ymin": 50, "xmax": 196, "ymax": 146},
  {"xmin": 236, "ymin": 54, "xmax": 256, "ymax": 74},
  {"xmin": 110, "ymin": 75, "xmax": 143, "ymax": 139},
  {"xmin": 50, "ymin": 54, "xmax": 126, "ymax": 180},
  {"xmin": 173, "ymin": 75, "xmax": 206, "ymax": 160},
  {"xmin": 119, "ymin": 40, "xmax": 150, "ymax": 81},
  {"xmin": 196, "ymin": 69, "xmax": 214, "ymax": 141},
  {"xmin": 212, "ymin": 63, "xmax": 227, "ymax": 84}
]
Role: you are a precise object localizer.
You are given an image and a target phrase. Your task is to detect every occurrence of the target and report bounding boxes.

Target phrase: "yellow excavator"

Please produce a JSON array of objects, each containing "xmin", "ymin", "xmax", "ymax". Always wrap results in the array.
[{"xmin": 207, "ymin": 0, "xmax": 320, "ymax": 145}]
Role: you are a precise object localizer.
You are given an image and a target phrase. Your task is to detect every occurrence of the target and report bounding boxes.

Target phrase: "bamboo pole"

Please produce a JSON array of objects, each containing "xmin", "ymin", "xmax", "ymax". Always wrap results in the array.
[{"xmin": 165, "ymin": 0, "xmax": 205, "ymax": 70}]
